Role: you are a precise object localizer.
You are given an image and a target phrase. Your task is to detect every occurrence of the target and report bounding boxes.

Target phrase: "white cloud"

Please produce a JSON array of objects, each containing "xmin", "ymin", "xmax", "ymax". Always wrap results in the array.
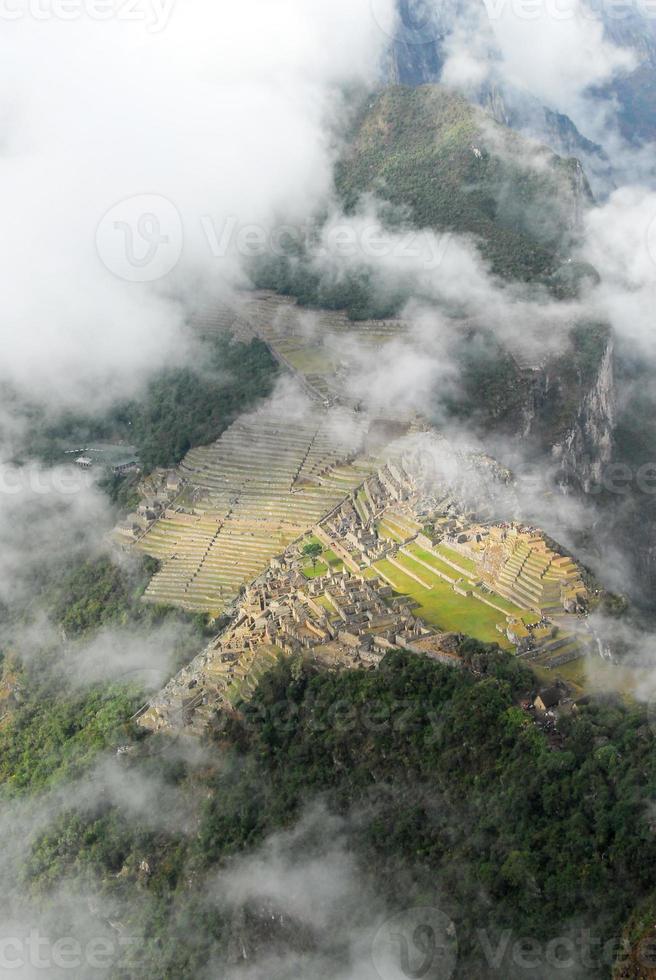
[
  {"xmin": 484, "ymin": 0, "xmax": 635, "ymax": 113},
  {"xmin": 581, "ymin": 185, "xmax": 656, "ymax": 359},
  {"xmin": 0, "ymin": 0, "xmax": 393, "ymax": 410}
]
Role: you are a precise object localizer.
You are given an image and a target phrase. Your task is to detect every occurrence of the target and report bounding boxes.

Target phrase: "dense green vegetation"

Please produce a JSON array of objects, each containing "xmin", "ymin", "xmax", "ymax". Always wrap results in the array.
[
  {"xmin": 334, "ymin": 86, "xmax": 587, "ymax": 282},
  {"xmin": 250, "ymin": 246, "xmax": 408, "ymax": 320},
  {"xmin": 0, "ymin": 686, "xmax": 140, "ymax": 796},
  {"xmin": 442, "ymin": 325, "xmax": 530, "ymax": 432},
  {"xmin": 252, "ymin": 85, "xmax": 590, "ymax": 319},
  {"xmin": 125, "ymin": 333, "xmax": 277, "ymax": 470},
  {"xmin": 46, "ymin": 554, "xmax": 211, "ymax": 639},
  {"xmin": 19, "ymin": 331, "xmax": 278, "ymax": 474},
  {"xmin": 0, "ymin": 555, "xmax": 210, "ymax": 798},
  {"xmin": 8, "ymin": 644, "xmax": 656, "ymax": 977}
]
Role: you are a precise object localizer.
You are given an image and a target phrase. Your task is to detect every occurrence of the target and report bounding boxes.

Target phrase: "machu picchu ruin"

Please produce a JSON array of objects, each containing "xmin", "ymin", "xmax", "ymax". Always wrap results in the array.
[
  {"xmin": 112, "ymin": 280, "xmax": 610, "ymax": 739},
  {"xmin": 132, "ymin": 431, "xmax": 596, "ymax": 735},
  {"xmin": 118, "ymin": 405, "xmax": 375, "ymax": 614},
  {"xmin": 11, "ymin": 26, "xmax": 656, "ymax": 971}
]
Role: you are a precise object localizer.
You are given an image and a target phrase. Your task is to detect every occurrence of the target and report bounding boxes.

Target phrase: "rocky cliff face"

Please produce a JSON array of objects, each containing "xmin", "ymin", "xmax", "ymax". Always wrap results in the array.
[
  {"xmin": 548, "ymin": 335, "xmax": 616, "ymax": 492},
  {"xmin": 507, "ymin": 327, "xmax": 616, "ymax": 494},
  {"xmin": 625, "ymin": 500, "xmax": 656, "ymax": 605},
  {"xmin": 483, "ymin": 86, "xmax": 613, "ymax": 198}
]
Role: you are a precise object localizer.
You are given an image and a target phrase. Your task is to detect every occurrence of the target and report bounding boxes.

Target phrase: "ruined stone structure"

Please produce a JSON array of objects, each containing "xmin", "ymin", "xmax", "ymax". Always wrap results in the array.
[
  {"xmin": 136, "ymin": 560, "xmax": 453, "ymax": 735},
  {"xmin": 136, "ymin": 444, "xmax": 592, "ymax": 735}
]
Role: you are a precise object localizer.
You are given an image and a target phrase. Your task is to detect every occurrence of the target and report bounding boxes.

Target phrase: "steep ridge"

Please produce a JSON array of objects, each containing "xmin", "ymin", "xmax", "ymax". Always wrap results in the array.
[
  {"xmin": 335, "ymin": 85, "xmax": 591, "ymax": 281},
  {"xmin": 384, "ymin": 0, "xmax": 613, "ymax": 189}
]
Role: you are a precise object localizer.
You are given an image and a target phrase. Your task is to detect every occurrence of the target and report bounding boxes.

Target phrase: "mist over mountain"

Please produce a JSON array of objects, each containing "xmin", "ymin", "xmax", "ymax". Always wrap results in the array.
[
  {"xmin": 385, "ymin": 0, "xmax": 656, "ymax": 192},
  {"xmin": 3, "ymin": 2, "xmax": 656, "ymax": 979}
]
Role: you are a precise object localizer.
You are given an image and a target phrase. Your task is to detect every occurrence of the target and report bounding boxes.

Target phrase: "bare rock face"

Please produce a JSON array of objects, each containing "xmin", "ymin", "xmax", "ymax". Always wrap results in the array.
[
  {"xmin": 549, "ymin": 336, "xmax": 616, "ymax": 493},
  {"xmin": 515, "ymin": 328, "xmax": 616, "ymax": 494}
]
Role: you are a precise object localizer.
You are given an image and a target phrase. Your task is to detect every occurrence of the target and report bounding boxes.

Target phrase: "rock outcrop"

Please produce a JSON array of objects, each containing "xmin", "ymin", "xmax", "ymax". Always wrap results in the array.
[{"xmin": 548, "ymin": 335, "xmax": 616, "ymax": 492}]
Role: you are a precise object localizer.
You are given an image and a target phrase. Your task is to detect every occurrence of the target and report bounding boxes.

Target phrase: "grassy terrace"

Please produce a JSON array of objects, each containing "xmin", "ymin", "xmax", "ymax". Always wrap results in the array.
[
  {"xmin": 324, "ymin": 549, "xmax": 344, "ymax": 572},
  {"xmin": 472, "ymin": 588, "xmax": 528, "ymax": 616},
  {"xmin": 354, "ymin": 491, "xmax": 370, "ymax": 524},
  {"xmin": 315, "ymin": 595, "xmax": 340, "ymax": 620},
  {"xmin": 372, "ymin": 558, "xmax": 512, "ymax": 649},
  {"xmin": 137, "ymin": 412, "xmax": 375, "ymax": 615},
  {"xmin": 300, "ymin": 537, "xmax": 344, "ymax": 579},
  {"xmin": 406, "ymin": 544, "xmax": 533, "ymax": 620},
  {"xmin": 376, "ymin": 519, "xmax": 406, "ymax": 543},
  {"xmin": 405, "ymin": 543, "xmax": 458, "ymax": 582},
  {"xmin": 435, "ymin": 543, "xmax": 477, "ymax": 575}
]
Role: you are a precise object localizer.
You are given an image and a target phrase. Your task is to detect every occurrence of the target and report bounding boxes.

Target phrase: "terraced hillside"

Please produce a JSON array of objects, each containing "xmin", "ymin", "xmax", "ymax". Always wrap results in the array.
[
  {"xmin": 134, "ymin": 408, "xmax": 374, "ymax": 614},
  {"xmin": 190, "ymin": 289, "xmax": 411, "ymax": 407}
]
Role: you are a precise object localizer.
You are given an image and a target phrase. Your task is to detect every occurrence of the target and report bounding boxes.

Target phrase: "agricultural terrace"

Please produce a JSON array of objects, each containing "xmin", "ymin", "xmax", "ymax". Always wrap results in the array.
[
  {"xmin": 191, "ymin": 290, "xmax": 411, "ymax": 406},
  {"xmin": 370, "ymin": 505, "xmax": 588, "ymax": 667},
  {"xmin": 135, "ymin": 408, "xmax": 374, "ymax": 615}
]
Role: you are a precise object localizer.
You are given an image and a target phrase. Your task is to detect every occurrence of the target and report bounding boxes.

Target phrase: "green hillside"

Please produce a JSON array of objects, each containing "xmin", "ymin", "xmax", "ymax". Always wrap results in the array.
[
  {"xmin": 9, "ymin": 649, "xmax": 656, "ymax": 978},
  {"xmin": 335, "ymin": 85, "xmax": 591, "ymax": 281}
]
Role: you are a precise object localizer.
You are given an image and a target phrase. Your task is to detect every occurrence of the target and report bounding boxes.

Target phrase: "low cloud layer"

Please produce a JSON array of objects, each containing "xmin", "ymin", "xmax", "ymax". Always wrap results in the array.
[
  {"xmin": 0, "ymin": 0, "xmax": 393, "ymax": 410},
  {"xmin": 0, "ymin": 463, "xmax": 111, "ymax": 606}
]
